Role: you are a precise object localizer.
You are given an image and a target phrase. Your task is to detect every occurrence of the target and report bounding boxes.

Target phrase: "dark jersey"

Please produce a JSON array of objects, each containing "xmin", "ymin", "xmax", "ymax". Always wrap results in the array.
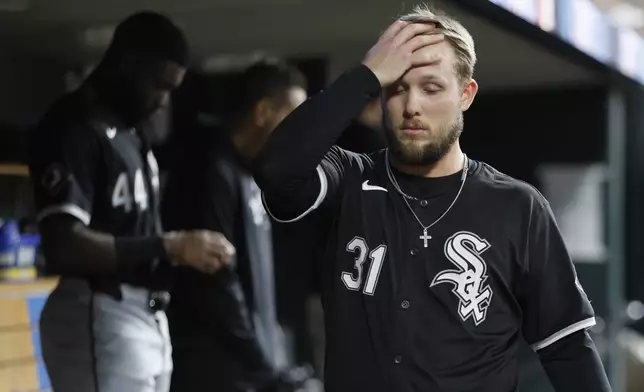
[
  {"xmin": 29, "ymin": 90, "xmax": 163, "ymax": 286},
  {"xmin": 162, "ymin": 142, "xmax": 279, "ymax": 388},
  {"xmin": 263, "ymin": 148, "xmax": 595, "ymax": 392},
  {"xmin": 250, "ymin": 64, "xmax": 608, "ymax": 392}
]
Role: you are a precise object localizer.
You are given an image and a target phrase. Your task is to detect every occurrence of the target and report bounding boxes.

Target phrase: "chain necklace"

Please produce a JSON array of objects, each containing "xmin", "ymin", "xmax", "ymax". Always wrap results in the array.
[{"xmin": 385, "ymin": 149, "xmax": 468, "ymax": 248}]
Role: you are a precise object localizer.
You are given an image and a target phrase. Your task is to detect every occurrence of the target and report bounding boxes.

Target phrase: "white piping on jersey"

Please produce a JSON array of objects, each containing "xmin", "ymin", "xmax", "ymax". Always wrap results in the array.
[
  {"xmin": 262, "ymin": 165, "xmax": 328, "ymax": 223},
  {"xmin": 36, "ymin": 203, "xmax": 91, "ymax": 226},
  {"xmin": 530, "ymin": 317, "xmax": 596, "ymax": 351}
]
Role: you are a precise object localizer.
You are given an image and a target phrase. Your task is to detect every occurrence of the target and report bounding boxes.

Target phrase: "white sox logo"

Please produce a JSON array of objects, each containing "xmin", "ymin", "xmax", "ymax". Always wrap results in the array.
[{"xmin": 430, "ymin": 231, "xmax": 493, "ymax": 326}]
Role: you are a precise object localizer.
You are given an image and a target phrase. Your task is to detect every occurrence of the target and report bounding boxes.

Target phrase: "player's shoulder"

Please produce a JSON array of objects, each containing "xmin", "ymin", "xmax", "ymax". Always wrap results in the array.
[
  {"xmin": 470, "ymin": 160, "xmax": 549, "ymax": 211},
  {"xmin": 33, "ymin": 91, "xmax": 102, "ymax": 141}
]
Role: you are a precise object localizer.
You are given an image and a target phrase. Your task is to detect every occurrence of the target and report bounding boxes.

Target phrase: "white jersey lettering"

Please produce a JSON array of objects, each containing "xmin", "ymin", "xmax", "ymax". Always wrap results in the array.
[{"xmin": 431, "ymin": 231, "xmax": 493, "ymax": 325}]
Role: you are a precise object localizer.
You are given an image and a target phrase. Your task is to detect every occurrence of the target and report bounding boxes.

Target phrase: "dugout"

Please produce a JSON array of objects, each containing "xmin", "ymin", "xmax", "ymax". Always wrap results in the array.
[
  {"xmin": 0, "ymin": 0, "xmax": 642, "ymax": 391},
  {"xmin": 172, "ymin": 1, "xmax": 638, "ymax": 389}
]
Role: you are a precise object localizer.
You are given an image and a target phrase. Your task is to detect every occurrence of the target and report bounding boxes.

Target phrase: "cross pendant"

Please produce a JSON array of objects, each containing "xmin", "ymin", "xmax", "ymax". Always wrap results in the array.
[{"xmin": 419, "ymin": 229, "xmax": 432, "ymax": 248}]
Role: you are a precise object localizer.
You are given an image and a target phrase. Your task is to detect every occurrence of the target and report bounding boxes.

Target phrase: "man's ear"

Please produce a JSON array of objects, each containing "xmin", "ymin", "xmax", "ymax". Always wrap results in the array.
[
  {"xmin": 252, "ymin": 98, "xmax": 272, "ymax": 129},
  {"xmin": 460, "ymin": 79, "xmax": 479, "ymax": 111}
]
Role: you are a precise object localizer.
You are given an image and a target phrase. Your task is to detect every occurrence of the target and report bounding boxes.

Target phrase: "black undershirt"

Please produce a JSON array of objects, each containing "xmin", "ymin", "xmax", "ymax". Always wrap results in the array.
[{"xmin": 392, "ymin": 164, "xmax": 464, "ymax": 223}]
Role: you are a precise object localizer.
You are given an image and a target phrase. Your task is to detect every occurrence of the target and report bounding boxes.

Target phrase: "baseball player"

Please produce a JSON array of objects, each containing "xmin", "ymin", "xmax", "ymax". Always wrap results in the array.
[
  {"xmin": 252, "ymin": 5, "xmax": 612, "ymax": 392},
  {"xmin": 29, "ymin": 12, "xmax": 234, "ymax": 392}
]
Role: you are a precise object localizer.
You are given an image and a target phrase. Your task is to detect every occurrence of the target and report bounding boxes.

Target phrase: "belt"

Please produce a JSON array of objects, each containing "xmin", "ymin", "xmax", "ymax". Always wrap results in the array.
[
  {"xmin": 148, "ymin": 291, "xmax": 171, "ymax": 312},
  {"xmin": 57, "ymin": 277, "xmax": 172, "ymax": 314},
  {"xmin": 90, "ymin": 280, "xmax": 171, "ymax": 313}
]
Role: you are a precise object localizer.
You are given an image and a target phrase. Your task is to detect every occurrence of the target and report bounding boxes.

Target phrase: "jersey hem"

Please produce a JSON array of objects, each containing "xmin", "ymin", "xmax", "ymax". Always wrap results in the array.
[
  {"xmin": 530, "ymin": 317, "xmax": 596, "ymax": 351},
  {"xmin": 37, "ymin": 203, "xmax": 91, "ymax": 225},
  {"xmin": 262, "ymin": 165, "xmax": 328, "ymax": 223}
]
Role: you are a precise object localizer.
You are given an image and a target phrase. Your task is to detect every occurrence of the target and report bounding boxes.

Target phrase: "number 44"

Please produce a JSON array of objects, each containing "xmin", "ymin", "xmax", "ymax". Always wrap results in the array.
[
  {"xmin": 111, "ymin": 169, "xmax": 148, "ymax": 212},
  {"xmin": 341, "ymin": 237, "xmax": 387, "ymax": 296}
]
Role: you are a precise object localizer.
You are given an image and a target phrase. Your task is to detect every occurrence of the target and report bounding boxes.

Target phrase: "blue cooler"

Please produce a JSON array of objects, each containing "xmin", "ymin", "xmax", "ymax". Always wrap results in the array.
[
  {"xmin": 0, "ymin": 220, "xmax": 41, "ymax": 280},
  {"xmin": 17, "ymin": 233, "xmax": 41, "ymax": 268},
  {"xmin": 0, "ymin": 220, "xmax": 21, "ymax": 268}
]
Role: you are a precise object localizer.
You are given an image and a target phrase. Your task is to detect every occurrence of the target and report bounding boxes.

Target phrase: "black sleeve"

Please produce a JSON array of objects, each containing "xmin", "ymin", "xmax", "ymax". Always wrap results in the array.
[
  {"xmin": 519, "ymin": 198, "xmax": 596, "ymax": 351},
  {"xmin": 30, "ymin": 123, "xmax": 98, "ymax": 226},
  {"xmin": 336, "ymin": 121, "xmax": 386, "ymax": 154},
  {"xmin": 253, "ymin": 64, "xmax": 382, "ymax": 222},
  {"xmin": 538, "ymin": 330, "xmax": 612, "ymax": 392}
]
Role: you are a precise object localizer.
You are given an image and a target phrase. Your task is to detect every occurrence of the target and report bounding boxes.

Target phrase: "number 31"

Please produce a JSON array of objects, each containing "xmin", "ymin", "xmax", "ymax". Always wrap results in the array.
[{"xmin": 341, "ymin": 237, "xmax": 387, "ymax": 296}]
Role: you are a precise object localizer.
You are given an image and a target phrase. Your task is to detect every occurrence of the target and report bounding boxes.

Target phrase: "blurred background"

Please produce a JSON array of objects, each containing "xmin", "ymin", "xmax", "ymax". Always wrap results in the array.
[{"xmin": 2, "ymin": 0, "xmax": 644, "ymax": 391}]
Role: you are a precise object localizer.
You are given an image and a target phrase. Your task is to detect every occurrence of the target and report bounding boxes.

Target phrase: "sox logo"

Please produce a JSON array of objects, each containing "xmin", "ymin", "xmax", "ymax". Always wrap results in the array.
[{"xmin": 430, "ymin": 231, "xmax": 493, "ymax": 326}]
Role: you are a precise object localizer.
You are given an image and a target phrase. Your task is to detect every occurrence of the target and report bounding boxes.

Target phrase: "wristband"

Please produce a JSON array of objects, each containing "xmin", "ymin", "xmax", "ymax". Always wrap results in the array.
[{"xmin": 114, "ymin": 236, "xmax": 168, "ymax": 272}]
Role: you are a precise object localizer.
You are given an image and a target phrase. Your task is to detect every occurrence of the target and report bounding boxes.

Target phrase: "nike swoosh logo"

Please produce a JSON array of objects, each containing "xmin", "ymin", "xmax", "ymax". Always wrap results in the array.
[
  {"xmin": 362, "ymin": 180, "xmax": 388, "ymax": 192},
  {"xmin": 106, "ymin": 127, "xmax": 117, "ymax": 139}
]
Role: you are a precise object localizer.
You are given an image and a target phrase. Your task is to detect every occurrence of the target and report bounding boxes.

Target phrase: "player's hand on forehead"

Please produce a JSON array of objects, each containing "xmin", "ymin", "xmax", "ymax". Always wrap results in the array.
[
  {"xmin": 380, "ymin": 19, "xmax": 433, "ymax": 40},
  {"xmin": 363, "ymin": 20, "xmax": 444, "ymax": 87},
  {"xmin": 409, "ymin": 39, "xmax": 445, "ymax": 68},
  {"xmin": 391, "ymin": 21, "xmax": 437, "ymax": 47}
]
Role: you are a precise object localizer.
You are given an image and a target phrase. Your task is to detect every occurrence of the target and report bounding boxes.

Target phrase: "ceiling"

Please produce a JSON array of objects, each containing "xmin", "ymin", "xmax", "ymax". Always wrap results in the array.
[
  {"xmin": 594, "ymin": 0, "xmax": 644, "ymax": 33},
  {"xmin": 0, "ymin": 0, "xmax": 603, "ymax": 90}
]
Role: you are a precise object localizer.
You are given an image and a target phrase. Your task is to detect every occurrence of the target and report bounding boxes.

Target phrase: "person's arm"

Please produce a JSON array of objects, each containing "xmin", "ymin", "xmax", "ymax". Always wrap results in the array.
[
  {"xmin": 337, "ymin": 120, "xmax": 386, "ymax": 154},
  {"xmin": 537, "ymin": 330, "xmax": 611, "ymax": 391},
  {"xmin": 252, "ymin": 65, "xmax": 382, "ymax": 220},
  {"xmin": 38, "ymin": 215, "xmax": 167, "ymax": 277},
  {"xmin": 253, "ymin": 21, "xmax": 444, "ymax": 221},
  {"xmin": 29, "ymin": 123, "xmax": 231, "ymax": 277},
  {"xmin": 519, "ymin": 197, "xmax": 610, "ymax": 391}
]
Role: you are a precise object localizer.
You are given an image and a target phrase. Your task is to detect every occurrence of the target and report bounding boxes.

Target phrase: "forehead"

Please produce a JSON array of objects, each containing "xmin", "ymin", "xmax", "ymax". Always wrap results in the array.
[{"xmin": 400, "ymin": 41, "xmax": 458, "ymax": 83}]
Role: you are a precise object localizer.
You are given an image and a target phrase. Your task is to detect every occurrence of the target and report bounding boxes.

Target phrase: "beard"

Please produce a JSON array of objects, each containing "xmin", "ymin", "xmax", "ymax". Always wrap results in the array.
[{"xmin": 384, "ymin": 113, "xmax": 463, "ymax": 166}]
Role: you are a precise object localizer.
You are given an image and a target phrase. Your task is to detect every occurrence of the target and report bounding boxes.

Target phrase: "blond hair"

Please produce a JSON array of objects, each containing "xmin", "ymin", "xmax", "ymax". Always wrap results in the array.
[{"xmin": 399, "ymin": 4, "xmax": 476, "ymax": 82}]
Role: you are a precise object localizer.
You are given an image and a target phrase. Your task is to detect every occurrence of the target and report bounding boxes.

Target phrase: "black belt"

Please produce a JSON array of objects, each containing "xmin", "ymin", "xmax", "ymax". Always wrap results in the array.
[
  {"xmin": 90, "ymin": 280, "xmax": 171, "ymax": 313},
  {"xmin": 148, "ymin": 291, "xmax": 171, "ymax": 312}
]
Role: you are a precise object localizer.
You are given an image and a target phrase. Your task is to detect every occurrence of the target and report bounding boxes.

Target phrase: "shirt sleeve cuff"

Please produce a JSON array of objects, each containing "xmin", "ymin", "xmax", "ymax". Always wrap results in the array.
[
  {"xmin": 262, "ymin": 165, "xmax": 328, "ymax": 223},
  {"xmin": 36, "ymin": 203, "xmax": 91, "ymax": 226},
  {"xmin": 531, "ymin": 317, "xmax": 597, "ymax": 351}
]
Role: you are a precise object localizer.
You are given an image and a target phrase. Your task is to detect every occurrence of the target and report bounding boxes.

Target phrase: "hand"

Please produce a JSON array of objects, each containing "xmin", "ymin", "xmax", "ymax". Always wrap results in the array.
[
  {"xmin": 362, "ymin": 21, "xmax": 445, "ymax": 86},
  {"xmin": 163, "ymin": 230, "xmax": 235, "ymax": 274}
]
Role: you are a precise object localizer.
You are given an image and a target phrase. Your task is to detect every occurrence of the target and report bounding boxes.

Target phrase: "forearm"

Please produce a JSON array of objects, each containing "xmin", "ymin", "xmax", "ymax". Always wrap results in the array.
[
  {"xmin": 253, "ymin": 64, "xmax": 381, "ymax": 193},
  {"xmin": 538, "ymin": 330, "xmax": 612, "ymax": 392},
  {"xmin": 40, "ymin": 215, "xmax": 167, "ymax": 277}
]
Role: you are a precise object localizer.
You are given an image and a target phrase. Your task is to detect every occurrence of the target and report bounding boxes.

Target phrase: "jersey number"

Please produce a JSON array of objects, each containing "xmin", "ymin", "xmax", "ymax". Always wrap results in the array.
[
  {"xmin": 341, "ymin": 237, "xmax": 387, "ymax": 296},
  {"xmin": 111, "ymin": 170, "xmax": 148, "ymax": 212}
]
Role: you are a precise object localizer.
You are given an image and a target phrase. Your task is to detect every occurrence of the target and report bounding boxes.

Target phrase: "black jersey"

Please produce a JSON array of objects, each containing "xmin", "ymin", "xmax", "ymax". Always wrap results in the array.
[
  {"xmin": 162, "ymin": 142, "xmax": 281, "ymax": 386},
  {"xmin": 29, "ymin": 90, "xmax": 164, "ymax": 287},
  {"xmin": 262, "ymin": 146, "xmax": 595, "ymax": 392}
]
